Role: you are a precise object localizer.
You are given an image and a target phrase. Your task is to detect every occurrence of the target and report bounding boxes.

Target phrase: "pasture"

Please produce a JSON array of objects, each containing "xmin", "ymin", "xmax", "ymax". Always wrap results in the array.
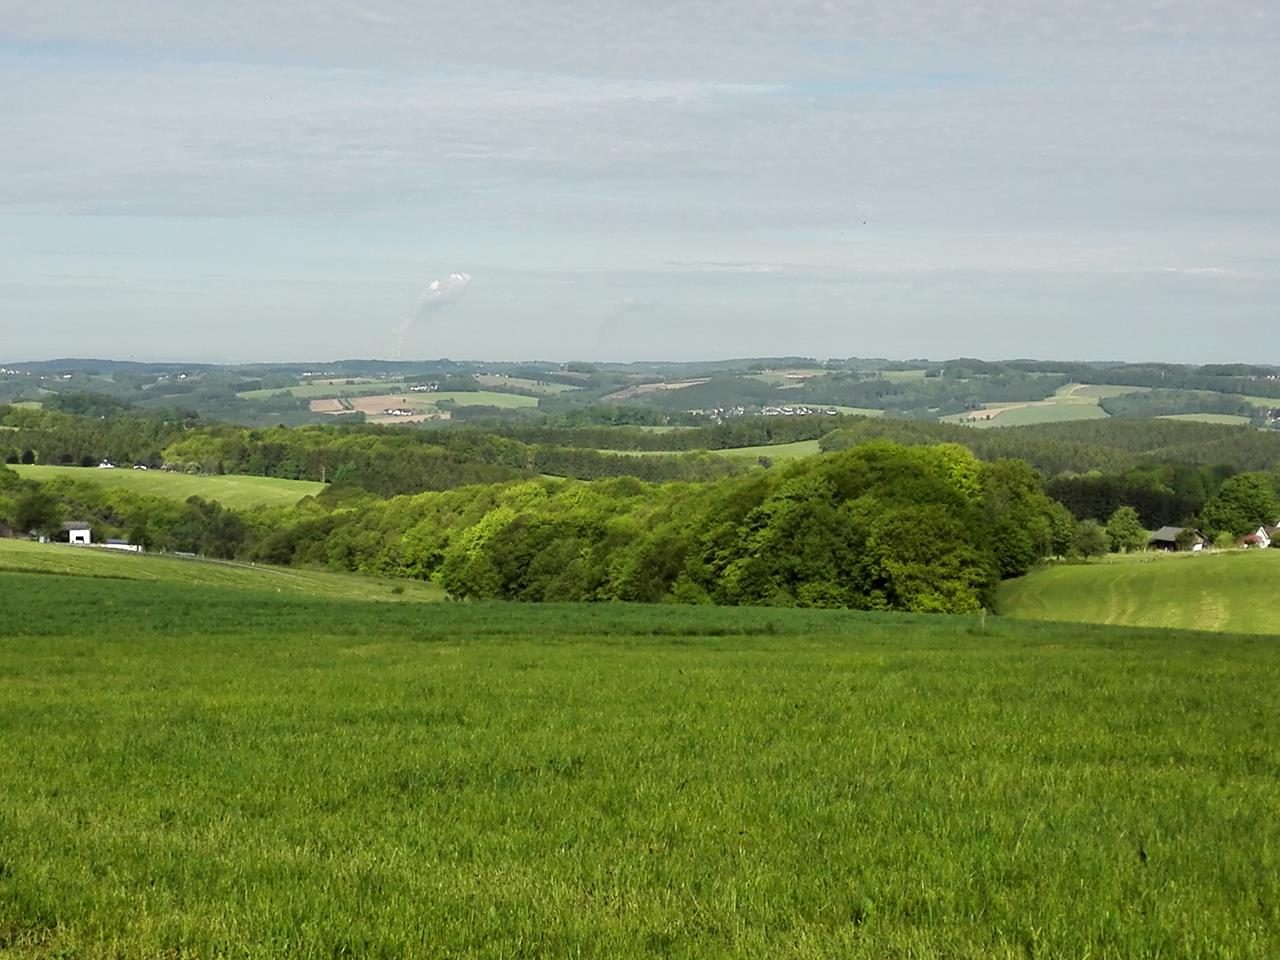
[
  {"xmin": 237, "ymin": 380, "xmax": 413, "ymax": 401},
  {"xmin": 475, "ymin": 374, "xmax": 579, "ymax": 395},
  {"xmin": 999, "ymin": 548, "xmax": 1280, "ymax": 634},
  {"xmin": 0, "ymin": 539, "xmax": 443, "ymax": 601},
  {"xmin": 11, "ymin": 464, "xmax": 323, "ymax": 509},
  {"xmin": 311, "ymin": 390, "xmax": 539, "ymax": 422},
  {"xmin": 942, "ymin": 383, "xmax": 1118, "ymax": 428},
  {"xmin": 1159, "ymin": 413, "xmax": 1253, "ymax": 425},
  {"xmin": 1, "ymin": 573, "xmax": 1278, "ymax": 958}
]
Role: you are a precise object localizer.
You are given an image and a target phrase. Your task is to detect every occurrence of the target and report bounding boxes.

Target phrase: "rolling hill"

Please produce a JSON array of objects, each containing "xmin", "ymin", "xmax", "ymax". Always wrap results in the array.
[
  {"xmin": 0, "ymin": 538, "xmax": 442, "ymax": 602},
  {"xmin": 12, "ymin": 464, "xmax": 324, "ymax": 509},
  {"xmin": 998, "ymin": 549, "xmax": 1280, "ymax": 634}
]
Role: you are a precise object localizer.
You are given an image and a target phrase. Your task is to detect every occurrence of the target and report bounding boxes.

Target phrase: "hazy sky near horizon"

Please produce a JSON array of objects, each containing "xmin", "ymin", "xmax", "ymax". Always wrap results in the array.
[{"xmin": 2, "ymin": 2, "xmax": 1278, "ymax": 363}]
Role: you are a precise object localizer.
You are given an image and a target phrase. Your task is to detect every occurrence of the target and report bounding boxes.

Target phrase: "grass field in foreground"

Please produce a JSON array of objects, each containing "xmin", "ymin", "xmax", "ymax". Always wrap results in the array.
[
  {"xmin": 12, "ymin": 464, "xmax": 323, "ymax": 508},
  {"xmin": 999, "ymin": 548, "xmax": 1280, "ymax": 634},
  {"xmin": 0, "ymin": 539, "xmax": 443, "ymax": 602},
  {"xmin": 1, "ymin": 575, "xmax": 1278, "ymax": 958}
]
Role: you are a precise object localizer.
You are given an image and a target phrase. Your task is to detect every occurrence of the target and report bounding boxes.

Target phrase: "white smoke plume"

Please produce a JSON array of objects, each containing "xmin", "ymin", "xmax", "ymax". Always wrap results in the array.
[{"xmin": 394, "ymin": 271, "xmax": 472, "ymax": 357}]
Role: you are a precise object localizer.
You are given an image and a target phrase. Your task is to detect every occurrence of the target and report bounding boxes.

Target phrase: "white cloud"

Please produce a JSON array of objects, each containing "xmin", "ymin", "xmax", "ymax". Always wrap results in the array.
[{"xmin": 0, "ymin": 1, "xmax": 1277, "ymax": 360}]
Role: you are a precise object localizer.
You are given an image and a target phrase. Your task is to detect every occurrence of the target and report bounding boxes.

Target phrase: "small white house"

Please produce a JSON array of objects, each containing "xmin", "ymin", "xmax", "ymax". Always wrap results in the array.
[
  {"xmin": 64, "ymin": 521, "xmax": 92, "ymax": 545},
  {"xmin": 1241, "ymin": 526, "xmax": 1273, "ymax": 549}
]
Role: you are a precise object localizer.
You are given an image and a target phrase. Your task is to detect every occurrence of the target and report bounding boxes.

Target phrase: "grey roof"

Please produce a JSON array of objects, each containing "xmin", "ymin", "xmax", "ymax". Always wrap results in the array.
[
  {"xmin": 61, "ymin": 521, "xmax": 92, "ymax": 530},
  {"xmin": 1150, "ymin": 525, "xmax": 1205, "ymax": 543}
]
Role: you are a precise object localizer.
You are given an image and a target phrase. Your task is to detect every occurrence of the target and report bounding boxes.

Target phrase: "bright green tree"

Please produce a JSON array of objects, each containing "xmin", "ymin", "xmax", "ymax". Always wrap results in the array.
[
  {"xmin": 1200, "ymin": 473, "xmax": 1280, "ymax": 537},
  {"xmin": 1105, "ymin": 506, "xmax": 1147, "ymax": 553},
  {"xmin": 1072, "ymin": 519, "xmax": 1109, "ymax": 558}
]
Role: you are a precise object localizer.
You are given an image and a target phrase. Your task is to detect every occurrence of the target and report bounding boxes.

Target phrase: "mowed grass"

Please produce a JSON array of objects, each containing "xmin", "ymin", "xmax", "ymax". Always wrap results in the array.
[
  {"xmin": 1, "ymin": 575, "xmax": 1279, "ymax": 958},
  {"xmin": 11, "ymin": 465, "xmax": 323, "ymax": 509},
  {"xmin": 0, "ymin": 539, "xmax": 443, "ymax": 602},
  {"xmin": 999, "ymin": 548, "xmax": 1280, "ymax": 634}
]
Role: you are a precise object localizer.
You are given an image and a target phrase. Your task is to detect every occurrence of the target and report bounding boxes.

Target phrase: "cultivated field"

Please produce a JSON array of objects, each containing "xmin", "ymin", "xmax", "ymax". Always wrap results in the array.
[
  {"xmin": 602, "ymin": 379, "xmax": 710, "ymax": 403},
  {"xmin": 310, "ymin": 390, "xmax": 539, "ymax": 423},
  {"xmin": 999, "ymin": 549, "xmax": 1280, "ymax": 634},
  {"xmin": 1, "ymin": 573, "xmax": 1276, "ymax": 957},
  {"xmin": 942, "ymin": 383, "xmax": 1119, "ymax": 428},
  {"xmin": 11, "ymin": 465, "xmax": 324, "ymax": 509},
  {"xmin": 0, "ymin": 540, "xmax": 443, "ymax": 601},
  {"xmin": 237, "ymin": 380, "xmax": 414, "ymax": 401},
  {"xmin": 474, "ymin": 374, "xmax": 579, "ymax": 394}
]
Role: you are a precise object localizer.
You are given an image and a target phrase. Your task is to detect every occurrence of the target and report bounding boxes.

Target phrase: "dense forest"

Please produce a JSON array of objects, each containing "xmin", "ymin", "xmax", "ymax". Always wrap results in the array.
[{"xmin": 0, "ymin": 443, "xmax": 1073, "ymax": 612}]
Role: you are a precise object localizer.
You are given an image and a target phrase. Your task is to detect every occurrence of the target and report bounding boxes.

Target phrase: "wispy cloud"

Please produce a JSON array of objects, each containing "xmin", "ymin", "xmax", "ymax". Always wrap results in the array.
[{"xmin": 0, "ymin": 1, "xmax": 1277, "ymax": 361}]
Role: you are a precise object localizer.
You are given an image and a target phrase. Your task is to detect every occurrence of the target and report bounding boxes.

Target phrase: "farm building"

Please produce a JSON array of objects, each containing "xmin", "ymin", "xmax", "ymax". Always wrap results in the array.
[
  {"xmin": 63, "ymin": 521, "xmax": 92, "ymax": 545},
  {"xmin": 0, "ymin": 522, "xmax": 15, "ymax": 539},
  {"xmin": 1148, "ymin": 526, "xmax": 1206, "ymax": 552}
]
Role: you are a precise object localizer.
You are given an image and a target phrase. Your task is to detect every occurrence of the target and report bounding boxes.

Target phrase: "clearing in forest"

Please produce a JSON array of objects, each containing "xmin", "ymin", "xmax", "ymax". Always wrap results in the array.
[{"xmin": 11, "ymin": 464, "xmax": 324, "ymax": 509}]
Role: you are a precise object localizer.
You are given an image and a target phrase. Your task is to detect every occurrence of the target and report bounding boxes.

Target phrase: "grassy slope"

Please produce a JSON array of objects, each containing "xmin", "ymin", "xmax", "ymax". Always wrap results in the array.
[
  {"xmin": 966, "ymin": 403, "xmax": 1108, "ymax": 427},
  {"xmin": 1159, "ymin": 413, "xmax": 1253, "ymax": 425},
  {"xmin": 241, "ymin": 381, "xmax": 539, "ymax": 409},
  {"xmin": 237, "ymin": 381, "xmax": 413, "ymax": 400},
  {"xmin": 12, "ymin": 464, "xmax": 323, "ymax": 509},
  {"xmin": 999, "ymin": 549, "xmax": 1280, "ymax": 634},
  {"xmin": 0, "ymin": 539, "xmax": 443, "ymax": 602},
  {"xmin": 1, "ymin": 575, "xmax": 1277, "ymax": 958}
]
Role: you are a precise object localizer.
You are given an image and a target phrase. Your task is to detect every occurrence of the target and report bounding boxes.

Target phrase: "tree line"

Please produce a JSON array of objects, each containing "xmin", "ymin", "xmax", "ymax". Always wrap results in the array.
[{"xmin": 0, "ymin": 442, "xmax": 1076, "ymax": 613}]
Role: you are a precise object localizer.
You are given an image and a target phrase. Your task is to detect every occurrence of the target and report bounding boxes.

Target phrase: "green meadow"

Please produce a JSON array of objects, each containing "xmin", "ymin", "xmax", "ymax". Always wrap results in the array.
[
  {"xmin": 1159, "ymin": 413, "xmax": 1253, "ymax": 426},
  {"xmin": 1, "ymin": 568, "xmax": 1278, "ymax": 958},
  {"xmin": 236, "ymin": 381, "xmax": 414, "ymax": 400},
  {"xmin": 11, "ymin": 465, "xmax": 323, "ymax": 509},
  {"xmin": 999, "ymin": 549, "xmax": 1280, "ymax": 634},
  {"xmin": 0, "ymin": 539, "xmax": 443, "ymax": 602}
]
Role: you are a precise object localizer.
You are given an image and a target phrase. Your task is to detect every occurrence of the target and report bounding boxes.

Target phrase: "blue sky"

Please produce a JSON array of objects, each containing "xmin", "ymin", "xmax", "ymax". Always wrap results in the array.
[{"xmin": 1, "ymin": 1, "xmax": 1277, "ymax": 362}]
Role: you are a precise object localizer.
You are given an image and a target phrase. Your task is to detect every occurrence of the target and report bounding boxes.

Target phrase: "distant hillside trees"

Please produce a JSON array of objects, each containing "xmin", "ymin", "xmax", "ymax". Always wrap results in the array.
[{"xmin": 1199, "ymin": 474, "xmax": 1280, "ymax": 537}]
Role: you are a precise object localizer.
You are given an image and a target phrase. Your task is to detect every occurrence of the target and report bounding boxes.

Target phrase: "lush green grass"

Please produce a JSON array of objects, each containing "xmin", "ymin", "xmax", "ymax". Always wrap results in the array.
[
  {"xmin": 1159, "ymin": 413, "xmax": 1254, "ymax": 425},
  {"xmin": 11, "ymin": 465, "xmax": 323, "ymax": 509},
  {"xmin": 1, "ymin": 574, "xmax": 1278, "ymax": 958},
  {"xmin": 0, "ymin": 539, "xmax": 443, "ymax": 602},
  {"xmin": 999, "ymin": 549, "xmax": 1280, "ymax": 634}
]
